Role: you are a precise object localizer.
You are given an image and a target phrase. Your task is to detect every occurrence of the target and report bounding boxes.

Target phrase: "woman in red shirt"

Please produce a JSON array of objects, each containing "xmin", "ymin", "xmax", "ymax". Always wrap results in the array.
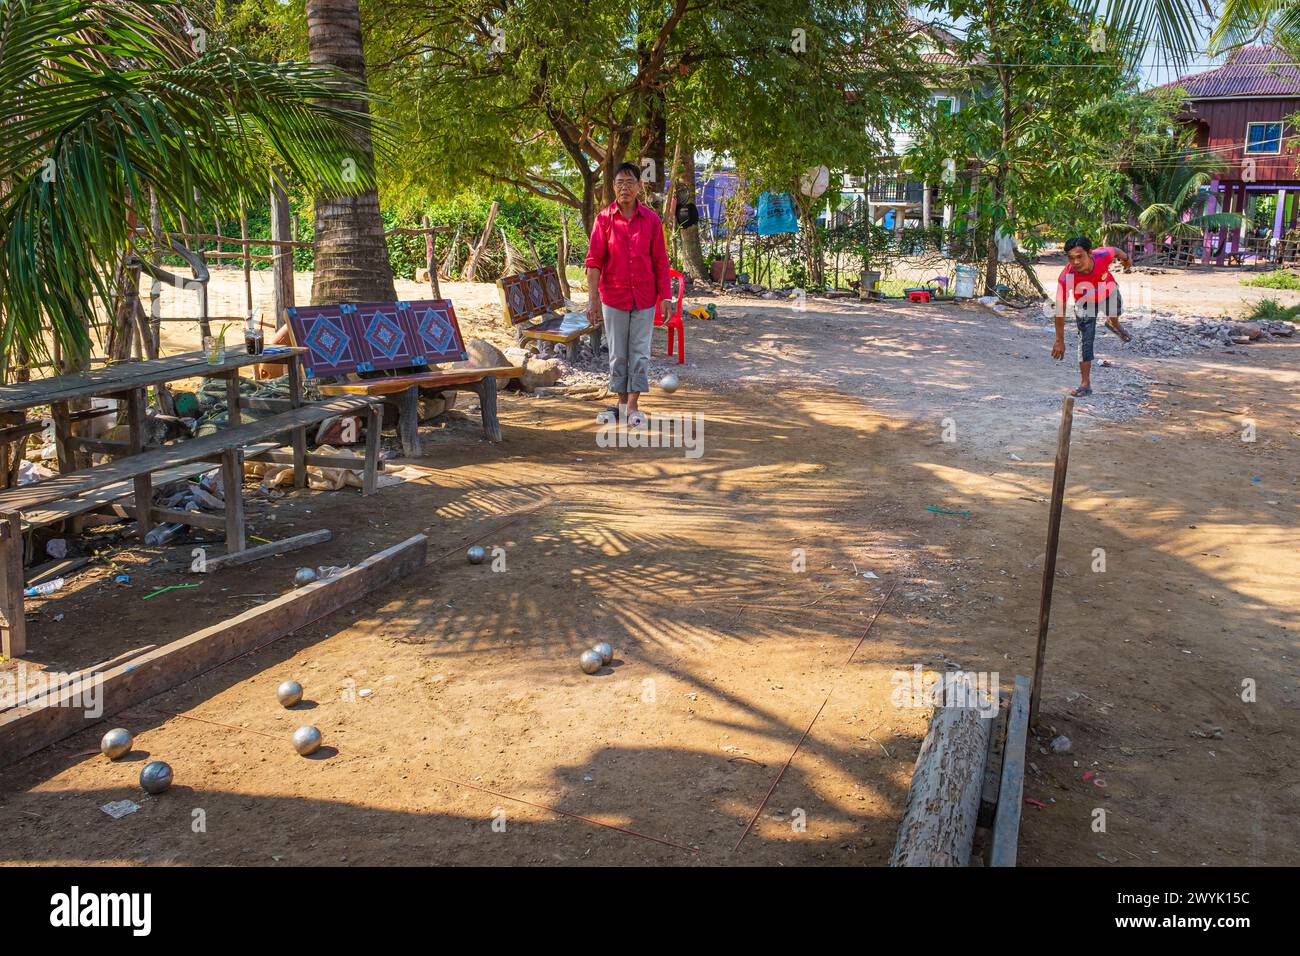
[
  {"xmin": 1052, "ymin": 236, "xmax": 1133, "ymax": 397},
  {"xmin": 585, "ymin": 162, "xmax": 673, "ymax": 428}
]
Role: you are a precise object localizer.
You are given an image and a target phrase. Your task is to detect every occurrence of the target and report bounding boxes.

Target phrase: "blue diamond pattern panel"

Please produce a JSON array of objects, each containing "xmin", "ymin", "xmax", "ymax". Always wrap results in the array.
[
  {"xmin": 353, "ymin": 302, "xmax": 419, "ymax": 371},
  {"xmin": 403, "ymin": 299, "xmax": 468, "ymax": 364},
  {"xmin": 287, "ymin": 305, "xmax": 361, "ymax": 379}
]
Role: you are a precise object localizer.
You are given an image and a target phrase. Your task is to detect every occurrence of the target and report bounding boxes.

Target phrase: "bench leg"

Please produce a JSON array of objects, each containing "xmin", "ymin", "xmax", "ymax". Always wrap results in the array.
[
  {"xmin": 127, "ymin": 388, "xmax": 152, "ymax": 538},
  {"xmin": 476, "ymin": 376, "xmax": 502, "ymax": 443},
  {"xmin": 399, "ymin": 385, "xmax": 421, "ymax": 458},
  {"xmin": 0, "ymin": 513, "xmax": 26, "ymax": 658},
  {"xmin": 50, "ymin": 401, "xmax": 74, "ymax": 474},
  {"xmin": 363, "ymin": 403, "xmax": 381, "ymax": 496},
  {"xmin": 221, "ymin": 447, "xmax": 246, "ymax": 553},
  {"xmin": 289, "ymin": 358, "xmax": 307, "ymax": 489}
]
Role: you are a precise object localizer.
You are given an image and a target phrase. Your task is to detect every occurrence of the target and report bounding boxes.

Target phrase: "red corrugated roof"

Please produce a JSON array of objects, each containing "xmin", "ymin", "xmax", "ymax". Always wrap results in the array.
[{"xmin": 1161, "ymin": 45, "xmax": 1300, "ymax": 98}]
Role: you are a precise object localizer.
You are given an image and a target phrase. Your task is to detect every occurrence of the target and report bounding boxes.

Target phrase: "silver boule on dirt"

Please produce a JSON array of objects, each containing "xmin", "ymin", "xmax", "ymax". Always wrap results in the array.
[
  {"xmin": 466, "ymin": 544, "xmax": 486, "ymax": 565},
  {"xmin": 140, "ymin": 761, "xmax": 173, "ymax": 794},
  {"xmin": 100, "ymin": 727, "xmax": 133, "ymax": 760},
  {"xmin": 659, "ymin": 372, "xmax": 679, "ymax": 393},
  {"xmin": 276, "ymin": 680, "xmax": 303, "ymax": 708},
  {"xmin": 292, "ymin": 725, "xmax": 322, "ymax": 756},
  {"xmin": 293, "ymin": 566, "xmax": 318, "ymax": 587},
  {"xmin": 592, "ymin": 642, "xmax": 613, "ymax": 665},
  {"xmin": 579, "ymin": 649, "xmax": 603, "ymax": 674}
]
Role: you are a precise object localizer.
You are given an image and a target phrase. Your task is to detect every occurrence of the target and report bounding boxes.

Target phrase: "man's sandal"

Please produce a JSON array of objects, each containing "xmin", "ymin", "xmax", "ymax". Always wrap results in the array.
[
  {"xmin": 1070, "ymin": 386, "xmax": 1092, "ymax": 398},
  {"xmin": 1105, "ymin": 318, "xmax": 1132, "ymax": 343},
  {"xmin": 626, "ymin": 410, "xmax": 648, "ymax": 430},
  {"xmin": 595, "ymin": 406, "xmax": 621, "ymax": 425}
]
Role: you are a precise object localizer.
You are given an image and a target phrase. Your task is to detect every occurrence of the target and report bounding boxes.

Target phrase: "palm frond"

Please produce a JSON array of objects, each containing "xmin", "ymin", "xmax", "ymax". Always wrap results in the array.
[{"xmin": 0, "ymin": 0, "xmax": 390, "ymax": 366}]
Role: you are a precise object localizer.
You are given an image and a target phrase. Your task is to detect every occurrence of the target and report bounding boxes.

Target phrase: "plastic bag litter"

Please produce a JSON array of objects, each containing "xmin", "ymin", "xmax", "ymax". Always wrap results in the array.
[
  {"xmin": 18, "ymin": 460, "xmax": 57, "ymax": 485},
  {"xmin": 250, "ymin": 445, "xmax": 369, "ymax": 492}
]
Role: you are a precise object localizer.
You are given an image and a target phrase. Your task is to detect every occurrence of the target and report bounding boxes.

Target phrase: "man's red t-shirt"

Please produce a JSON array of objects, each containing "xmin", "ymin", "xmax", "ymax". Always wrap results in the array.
[{"xmin": 1057, "ymin": 247, "xmax": 1119, "ymax": 305}]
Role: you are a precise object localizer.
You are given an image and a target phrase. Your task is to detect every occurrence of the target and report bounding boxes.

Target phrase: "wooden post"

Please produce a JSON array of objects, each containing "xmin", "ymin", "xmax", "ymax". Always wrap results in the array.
[
  {"xmin": 399, "ymin": 385, "xmax": 420, "ymax": 457},
  {"xmin": 557, "ymin": 212, "xmax": 572, "ymax": 298},
  {"xmin": 423, "ymin": 215, "xmax": 442, "ymax": 299},
  {"xmin": 1029, "ymin": 396, "xmax": 1074, "ymax": 729},
  {"xmin": 288, "ymin": 357, "xmax": 307, "ymax": 489},
  {"xmin": 463, "ymin": 201, "xmax": 499, "ymax": 281},
  {"xmin": 0, "ymin": 512, "xmax": 27, "ymax": 658},
  {"xmin": 220, "ymin": 447, "xmax": 246, "ymax": 553},
  {"xmin": 239, "ymin": 200, "xmax": 253, "ymax": 321},
  {"xmin": 148, "ymin": 189, "xmax": 163, "ymax": 355},
  {"xmin": 225, "ymin": 370, "xmax": 242, "ymax": 428},
  {"xmin": 270, "ymin": 167, "xmax": 295, "ymax": 328},
  {"xmin": 128, "ymin": 387, "xmax": 152, "ymax": 539},
  {"xmin": 363, "ymin": 403, "xmax": 381, "ymax": 496}
]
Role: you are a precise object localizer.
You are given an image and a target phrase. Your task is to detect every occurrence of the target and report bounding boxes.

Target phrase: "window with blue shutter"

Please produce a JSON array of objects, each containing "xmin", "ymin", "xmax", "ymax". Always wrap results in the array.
[{"xmin": 1246, "ymin": 122, "xmax": 1283, "ymax": 155}]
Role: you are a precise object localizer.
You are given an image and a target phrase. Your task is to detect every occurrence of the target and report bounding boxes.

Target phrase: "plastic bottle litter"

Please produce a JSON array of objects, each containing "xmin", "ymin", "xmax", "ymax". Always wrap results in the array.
[
  {"xmin": 143, "ymin": 522, "xmax": 186, "ymax": 546},
  {"xmin": 24, "ymin": 578, "xmax": 64, "ymax": 598}
]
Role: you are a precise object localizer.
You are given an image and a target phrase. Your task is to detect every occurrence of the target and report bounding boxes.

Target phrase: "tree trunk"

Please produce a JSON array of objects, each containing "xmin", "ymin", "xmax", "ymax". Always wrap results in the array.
[
  {"xmin": 306, "ymin": 0, "xmax": 396, "ymax": 304},
  {"xmin": 675, "ymin": 138, "xmax": 708, "ymax": 280}
]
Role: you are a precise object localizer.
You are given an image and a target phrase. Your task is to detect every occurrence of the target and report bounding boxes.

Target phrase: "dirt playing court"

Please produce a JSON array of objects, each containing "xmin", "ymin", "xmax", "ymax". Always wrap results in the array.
[{"xmin": 1, "ymin": 277, "xmax": 1296, "ymax": 866}]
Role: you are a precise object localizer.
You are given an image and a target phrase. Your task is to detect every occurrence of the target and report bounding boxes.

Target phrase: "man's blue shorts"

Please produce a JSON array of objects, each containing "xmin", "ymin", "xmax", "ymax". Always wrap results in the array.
[{"xmin": 1074, "ymin": 289, "xmax": 1123, "ymax": 363}]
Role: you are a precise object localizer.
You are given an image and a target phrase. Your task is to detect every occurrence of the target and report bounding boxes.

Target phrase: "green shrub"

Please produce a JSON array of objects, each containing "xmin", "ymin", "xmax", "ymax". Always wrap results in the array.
[
  {"xmin": 1241, "ymin": 270, "xmax": 1300, "ymax": 290},
  {"xmin": 1242, "ymin": 297, "xmax": 1300, "ymax": 322}
]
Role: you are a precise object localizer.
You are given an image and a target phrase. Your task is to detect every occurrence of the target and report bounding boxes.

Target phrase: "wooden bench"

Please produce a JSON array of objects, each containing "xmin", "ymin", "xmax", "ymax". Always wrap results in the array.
[
  {"xmin": 286, "ymin": 299, "xmax": 520, "ymax": 455},
  {"xmin": 0, "ymin": 396, "xmax": 381, "ymax": 658},
  {"xmin": 497, "ymin": 265, "xmax": 601, "ymax": 359}
]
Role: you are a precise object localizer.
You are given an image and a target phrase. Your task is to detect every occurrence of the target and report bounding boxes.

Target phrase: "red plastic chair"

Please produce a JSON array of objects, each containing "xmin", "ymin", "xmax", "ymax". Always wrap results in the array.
[{"xmin": 654, "ymin": 269, "xmax": 686, "ymax": 364}]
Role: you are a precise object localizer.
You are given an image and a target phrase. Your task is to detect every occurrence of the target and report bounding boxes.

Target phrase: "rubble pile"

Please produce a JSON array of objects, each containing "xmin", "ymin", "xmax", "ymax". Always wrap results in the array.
[{"xmin": 1122, "ymin": 312, "xmax": 1295, "ymax": 357}]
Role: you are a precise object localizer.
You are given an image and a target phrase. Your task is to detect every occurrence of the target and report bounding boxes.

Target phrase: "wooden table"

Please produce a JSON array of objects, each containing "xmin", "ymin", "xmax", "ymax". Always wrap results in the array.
[
  {"xmin": 0, "ymin": 345, "xmax": 308, "ymax": 551},
  {"xmin": 0, "ymin": 346, "xmax": 307, "ymax": 483}
]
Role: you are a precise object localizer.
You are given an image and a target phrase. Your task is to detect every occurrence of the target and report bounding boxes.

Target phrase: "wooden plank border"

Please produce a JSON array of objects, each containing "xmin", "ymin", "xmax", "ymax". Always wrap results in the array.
[
  {"xmin": 0, "ymin": 533, "xmax": 427, "ymax": 767},
  {"xmin": 990, "ymin": 674, "xmax": 1032, "ymax": 867}
]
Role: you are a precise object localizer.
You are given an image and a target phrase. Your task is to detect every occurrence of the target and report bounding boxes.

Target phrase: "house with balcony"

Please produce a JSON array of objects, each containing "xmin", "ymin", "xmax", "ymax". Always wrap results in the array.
[{"xmin": 847, "ymin": 19, "xmax": 981, "ymax": 232}]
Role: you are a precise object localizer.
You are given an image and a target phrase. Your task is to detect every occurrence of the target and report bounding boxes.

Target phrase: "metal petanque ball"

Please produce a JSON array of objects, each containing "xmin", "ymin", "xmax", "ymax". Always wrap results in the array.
[
  {"xmin": 660, "ymin": 372, "xmax": 679, "ymax": 393},
  {"xmin": 277, "ymin": 680, "xmax": 303, "ymax": 708},
  {"xmin": 466, "ymin": 544, "xmax": 486, "ymax": 565},
  {"xmin": 140, "ymin": 761, "xmax": 173, "ymax": 795},
  {"xmin": 294, "ymin": 566, "xmax": 318, "ymax": 587},
  {"xmin": 593, "ymin": 642, "xmax": 613, "ymax": 665},
  {"xmin": 579, "ymin": 649, "xmax": 603, "ymax": 675},
  {"xmin": 292, "ymin": 725, "xmax": 322, "ymax": 756},
  {"xmin": 100, "ymin": 727, "xmax": 133, "ymax": 760}
]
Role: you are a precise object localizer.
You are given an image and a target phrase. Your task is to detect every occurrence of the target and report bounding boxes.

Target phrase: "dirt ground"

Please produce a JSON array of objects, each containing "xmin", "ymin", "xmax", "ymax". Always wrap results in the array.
[{"xmin": 0, "ymin": 265, "xmax": 1296, "ymax": 866}]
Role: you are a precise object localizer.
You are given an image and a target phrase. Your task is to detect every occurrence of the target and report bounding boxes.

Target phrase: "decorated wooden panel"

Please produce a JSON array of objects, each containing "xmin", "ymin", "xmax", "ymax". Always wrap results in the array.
[
  {"xmin": 402, "ymin": 299, "xmax": 469, "ymax": 364},
  {"xmin": 286, "ymin": 304, "xmax": 363, "ymax": 379},
  {"xmin": 351, "ymin": 301, "xmax": 423, "ymax": 372},
  {"xmin": 497, "ymin": 266, "xmax": 565, "ymax": 324}
]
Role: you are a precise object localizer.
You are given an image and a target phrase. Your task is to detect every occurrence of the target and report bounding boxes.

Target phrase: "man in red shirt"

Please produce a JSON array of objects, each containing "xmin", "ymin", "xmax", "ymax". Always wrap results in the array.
[
  {"xmin": 1052, "ymin": 236, "xmax": 1133, "ymax": 397},
  {"xmin": 585, "ymin": 162, "xmax": 673, "ymax": 428}
]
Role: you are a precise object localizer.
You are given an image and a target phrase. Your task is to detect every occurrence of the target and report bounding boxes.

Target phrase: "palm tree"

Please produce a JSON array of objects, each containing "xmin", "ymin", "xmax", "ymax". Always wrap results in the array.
[
  {"xmin": 1103, "ymin": 140, "xmax": 1242, "ymax": 251},
  {"xmin": 0, "ymin": 0, "xmax": 384, "ymax": 368},
  {"xmin": 1211, "ymin": 0, "xmax": 1300, "ymax": 50},
  {"xmin": 305, "ymin": 0, "xmax": 396, "ymax": 303}
]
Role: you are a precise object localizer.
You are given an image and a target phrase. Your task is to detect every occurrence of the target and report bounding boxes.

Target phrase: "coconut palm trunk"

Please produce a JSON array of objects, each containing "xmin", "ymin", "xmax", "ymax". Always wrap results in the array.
[{"xmin": 306, "ymin": 0, "xmax": 396, "ymax": 303}]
